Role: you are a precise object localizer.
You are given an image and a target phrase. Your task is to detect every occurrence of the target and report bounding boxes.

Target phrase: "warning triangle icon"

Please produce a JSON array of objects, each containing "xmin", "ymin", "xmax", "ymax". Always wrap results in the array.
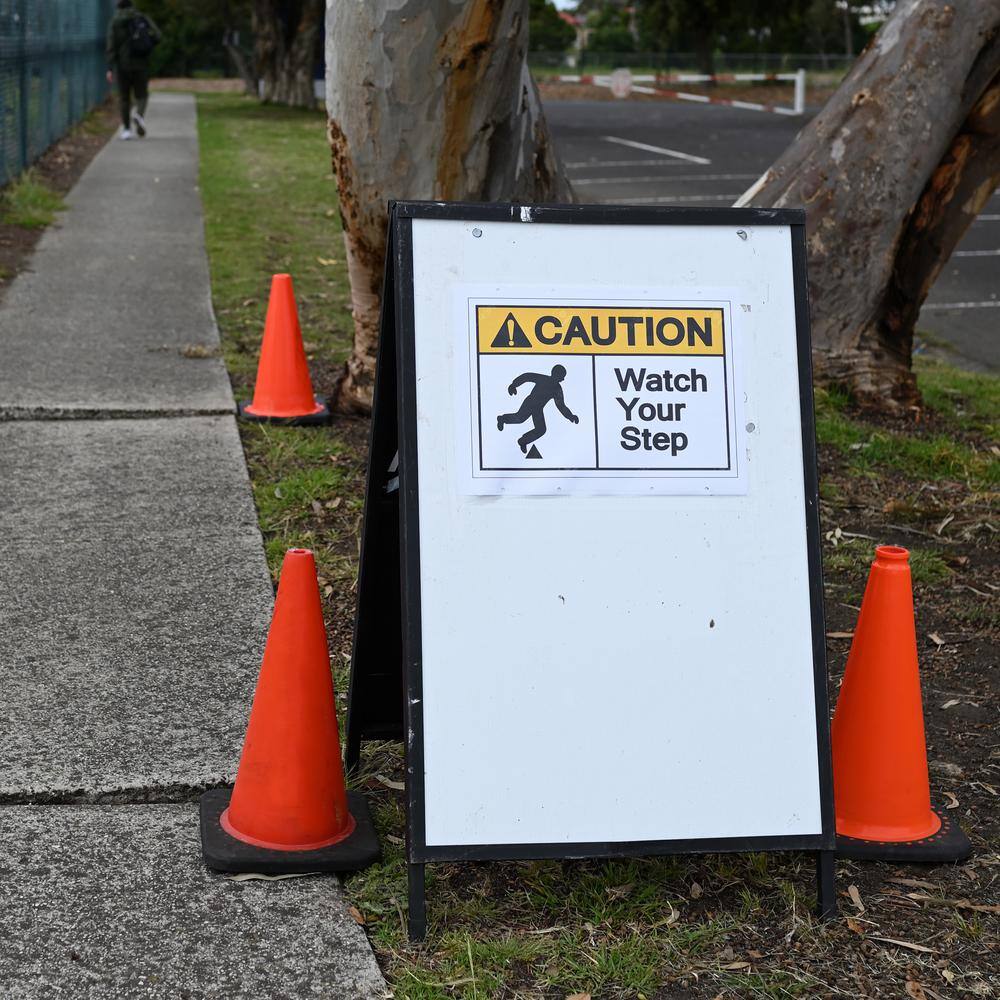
[
  {"xmin": 490, "ymin": 312, "xmax": 531, "ymax": 349},
  {"xmin": 525, "ymin": 445, "xmax": 542, "ymax": 459}
]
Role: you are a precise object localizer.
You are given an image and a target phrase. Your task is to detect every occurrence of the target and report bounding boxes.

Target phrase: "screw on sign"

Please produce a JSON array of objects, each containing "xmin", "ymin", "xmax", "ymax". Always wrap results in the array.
[{"xmin": 610, "ymin": 68, "xmax": 633, "ymax": 99}]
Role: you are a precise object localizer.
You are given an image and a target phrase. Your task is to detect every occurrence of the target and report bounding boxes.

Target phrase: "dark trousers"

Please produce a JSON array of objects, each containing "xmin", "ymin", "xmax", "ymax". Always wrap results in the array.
[
  {"xmin": 117, "ymin": 68, "xmax": 149, "ymax": 129},
  {"xmin": 501, "ymin": 401, "xmax": 547, "ymax": 448}
]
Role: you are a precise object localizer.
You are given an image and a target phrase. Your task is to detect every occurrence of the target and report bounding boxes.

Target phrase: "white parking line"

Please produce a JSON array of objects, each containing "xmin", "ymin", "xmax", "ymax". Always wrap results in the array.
[
  {"xmin": 565, "ymin": 159, "xmax": 690, "ymax": 169},
  {"xmin": 973, "ymin": 215, "xmax": 1000, "ymax": 222},
  {"xmin": 953, "ymin": 249, "xmax": 1000, "ymax": 257},
  {"xmin": 573, "ymin": 173, "xmax": 758, "ymax": 185},
  {"xmin": 604, "ymin": 194, "xmax": 741, "ymax": 204},
  {"xmin": 602, "ymin": 135, "xmax": 711, "ymax": 165},
  {"xmin": 922, "ymin": 301, "xmax": 1000, "ymax": 310}
]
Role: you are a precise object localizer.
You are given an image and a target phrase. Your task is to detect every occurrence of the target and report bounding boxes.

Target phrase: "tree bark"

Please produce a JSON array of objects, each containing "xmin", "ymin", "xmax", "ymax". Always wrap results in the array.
[
  {"xmin": 254, "ymin": 0, "xmax": 323, "ymax": 108},
  {"xmin": 737, "ymin": 1, "xmax": 1000, "ymax": 411},
  {"xmin": 223, "ymin": 29, "xmax": 257, "ymax": 96},
  {"xmin": 326, "ymin": 0, "xmax": 575, "ymax": 414}
]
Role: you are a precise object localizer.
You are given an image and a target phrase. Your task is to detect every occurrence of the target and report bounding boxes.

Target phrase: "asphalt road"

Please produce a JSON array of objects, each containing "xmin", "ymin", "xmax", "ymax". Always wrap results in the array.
[{"xmin": 544, "ymin": 99, "xmax": 998, "ymax": 372}]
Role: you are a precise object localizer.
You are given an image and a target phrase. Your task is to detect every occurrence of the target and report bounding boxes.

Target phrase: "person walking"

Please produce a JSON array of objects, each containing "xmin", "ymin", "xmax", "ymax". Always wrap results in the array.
[{"xmin": 105, "ymin": 0, "xmax": 160, "ymax": 141}]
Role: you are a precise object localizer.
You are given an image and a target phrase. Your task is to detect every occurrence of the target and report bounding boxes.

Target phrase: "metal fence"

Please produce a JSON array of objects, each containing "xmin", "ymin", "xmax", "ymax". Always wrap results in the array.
[{"xmin": 0, "ymin": 0, "xmax": 114, "ymax": 187}]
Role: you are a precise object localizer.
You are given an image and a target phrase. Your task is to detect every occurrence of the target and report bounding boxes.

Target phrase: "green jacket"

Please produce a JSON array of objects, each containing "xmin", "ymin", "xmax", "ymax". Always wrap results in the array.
[{"xmin": 106, "ymin": 8, "xmax": 160, "ymax": 73}]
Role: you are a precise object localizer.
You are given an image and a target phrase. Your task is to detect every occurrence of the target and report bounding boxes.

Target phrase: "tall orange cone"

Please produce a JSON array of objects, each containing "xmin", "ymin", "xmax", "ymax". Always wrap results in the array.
[
  {"xmin": 238, "ymin": 274, "xmax": 330, "ymax": 425},
  {"xmin": 200, "ymin": 549, "xmax": 379, "ymax": 873},
  {"xmin": 832, "ymin": 545, "xmax": 970, "ymax": 861}
]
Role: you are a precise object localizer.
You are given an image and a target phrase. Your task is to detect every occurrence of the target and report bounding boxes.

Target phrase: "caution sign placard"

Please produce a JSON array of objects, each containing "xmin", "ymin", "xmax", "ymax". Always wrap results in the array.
[
  {"xmin": 348, "ymin": 203, "xmax": 836, "ymax": 939},
  {"xmin": 463, "ymin": 297, "xmax": 744, "ymax": 494}
]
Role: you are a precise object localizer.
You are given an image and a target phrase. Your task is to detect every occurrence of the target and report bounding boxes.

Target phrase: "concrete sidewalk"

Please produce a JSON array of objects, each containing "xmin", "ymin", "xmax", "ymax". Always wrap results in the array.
[
  {"xmin": 0, "ymin": 94, "xmax": 386, "ymax": 997},
  {"xmin": 0, "ymin": 94, "xmax": 233, "ymax": 417}
]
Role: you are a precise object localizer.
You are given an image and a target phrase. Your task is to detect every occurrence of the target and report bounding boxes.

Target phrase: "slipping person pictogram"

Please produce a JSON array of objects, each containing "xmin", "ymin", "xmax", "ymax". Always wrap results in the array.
[{"xmin": 497, "ymin": 364, "xmax": 579, "ymax": 458}]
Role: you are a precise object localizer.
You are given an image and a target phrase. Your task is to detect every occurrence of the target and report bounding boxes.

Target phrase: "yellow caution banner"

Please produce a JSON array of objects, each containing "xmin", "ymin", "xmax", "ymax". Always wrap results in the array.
[{"xmin": 477, "ymin": 305, "xmax": 725, "ymax": 356}]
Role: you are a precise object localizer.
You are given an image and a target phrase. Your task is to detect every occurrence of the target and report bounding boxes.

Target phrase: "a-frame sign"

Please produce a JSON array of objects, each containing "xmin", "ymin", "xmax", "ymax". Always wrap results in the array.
[{"xmin": 347, "ymin": 201, "xmax": 837, "ymax": 940}]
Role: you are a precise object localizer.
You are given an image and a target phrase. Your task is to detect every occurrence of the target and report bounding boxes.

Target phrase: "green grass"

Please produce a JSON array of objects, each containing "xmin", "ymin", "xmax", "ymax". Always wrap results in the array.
[
  {"xmin": 196, "ymin": 93, "xmax": 352, "ymax": 391},
  {"xmin": 916, "ymin": 354, "xmax": 999, "ymax": 439},
  {"xmin": 346, "ymin": 814, "xmax": 819, "ymax": 999},
  {"xmin": 814, "ymin": 379, "xmax": 999, "ymax": 490},
  {"xmin": 825, "ymin": 541, "xmax": 951, "ymax": 587},
  {"xmin": 0, "ymin": 170, "xmax": 66, "ymax": 228},
  {"xmin": 245, "ymin": 424, "xmax": 362, "ymax": 571},
  {"xmin": 78, "ymin": 104, "xmax": 113, "ymax": 137},
  {"xmin": 714, "ymin": 969, "xmax": 816, "ymax": 999},
  {"xmin": 195, "ymin": 93, "xmax": 358, "ymax": 581}
]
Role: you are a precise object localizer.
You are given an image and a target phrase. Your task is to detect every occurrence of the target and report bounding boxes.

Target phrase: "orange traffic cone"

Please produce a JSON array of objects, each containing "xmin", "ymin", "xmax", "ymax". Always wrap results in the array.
[
  {"xmin": 200, "ymin": 549, "xmax": 379, "ymax": 873},
  {"xmin": 832, "ymin": 545, "xmax": 970, "ymax": 861},
  {"xmin": 238, "ymin": 274, "xmax": 330, "ymax": 425}
]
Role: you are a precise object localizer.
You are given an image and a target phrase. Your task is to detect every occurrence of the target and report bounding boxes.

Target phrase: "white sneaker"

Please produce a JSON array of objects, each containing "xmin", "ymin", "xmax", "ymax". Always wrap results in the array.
[
  {"xmin": 119, "ymin": 128, "xmax": 133, "ymax": 141},
  {"xmin": 132, "ymin": 111, "xmax": 146, "ymax": 137}
]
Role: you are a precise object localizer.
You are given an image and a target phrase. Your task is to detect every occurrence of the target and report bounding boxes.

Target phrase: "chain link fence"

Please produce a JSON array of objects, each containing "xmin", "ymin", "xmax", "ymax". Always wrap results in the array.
[{"xmin": 0, "ymin": 0, "xmax": 115, "ymax": 187}]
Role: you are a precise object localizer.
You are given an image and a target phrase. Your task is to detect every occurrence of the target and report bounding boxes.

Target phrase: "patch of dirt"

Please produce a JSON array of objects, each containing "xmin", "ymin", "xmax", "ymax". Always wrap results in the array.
[{"xmin": 0, "ymin": 100, "xmax": 117, "ymax": 302}]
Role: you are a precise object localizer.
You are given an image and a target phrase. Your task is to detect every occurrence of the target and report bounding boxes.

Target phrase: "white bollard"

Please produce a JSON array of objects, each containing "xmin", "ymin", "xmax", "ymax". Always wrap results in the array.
[
  {"xmin": 794, "ymin": 68, "xmax": 806, "ymax": 115},
  {"xmin": 609, "ymin": 68, "xmax": 633, "ymax": 100}
]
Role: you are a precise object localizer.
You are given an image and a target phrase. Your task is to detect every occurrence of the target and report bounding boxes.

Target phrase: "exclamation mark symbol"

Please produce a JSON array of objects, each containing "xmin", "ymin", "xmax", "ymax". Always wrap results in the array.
[{"xmin": 506, "ymin": 317, "xmax": 514, "ymax": 347}]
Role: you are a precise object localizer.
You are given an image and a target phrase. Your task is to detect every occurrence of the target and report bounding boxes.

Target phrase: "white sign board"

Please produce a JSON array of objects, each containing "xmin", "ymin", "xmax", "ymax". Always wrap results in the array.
[{"xmin": 349, "ymin": 204, "xmax": 834, "ymax": 934}]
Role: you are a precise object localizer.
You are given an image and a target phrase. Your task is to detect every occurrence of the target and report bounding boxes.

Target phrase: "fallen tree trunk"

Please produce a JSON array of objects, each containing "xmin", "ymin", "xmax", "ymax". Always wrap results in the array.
[
  {"xmin": 738, "ymin": 1, "xmax": 1000, "ymax": 410},
  {"xmin": 326, "ymin": 0, "xmax": 574, "ymax": 414}
]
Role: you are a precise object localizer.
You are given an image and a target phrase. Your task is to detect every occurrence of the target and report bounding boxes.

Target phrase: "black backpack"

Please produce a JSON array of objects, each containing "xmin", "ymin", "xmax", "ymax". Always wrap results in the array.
[{"xmin": 128, "ymin": 14, "xmax": 158, "ymax": 58}]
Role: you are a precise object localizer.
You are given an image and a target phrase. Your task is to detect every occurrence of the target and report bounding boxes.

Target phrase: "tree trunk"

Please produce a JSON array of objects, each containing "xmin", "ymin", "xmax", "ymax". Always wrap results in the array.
[
  {"xmin": 254, "ymin": 0, "xmax": 323, "ymax": 108},
  {"xmin": 326, "ymin": 0, "xmax": 575, "ymax": 414},
  {"xmin": 737, "ymin": 1, "xmax": 1000, "ymax": 411},
  {"xmin": 223, "ymin": 29, "xmax": 257, "ymax": 97},
  {"xmin": 695, "ymin": 39, "xmax": 714, "ymax": 78}
]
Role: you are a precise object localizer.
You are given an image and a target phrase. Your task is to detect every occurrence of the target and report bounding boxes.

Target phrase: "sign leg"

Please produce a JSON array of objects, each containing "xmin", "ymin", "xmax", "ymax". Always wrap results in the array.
[
  {"xmin": 815, "ymin": 850, "xmax": 837, "ymax": 920},
  {"xmin": 344, "ymin": 726, "xmax": 361, "ymax": 776},
  {"xmin": 408, "ymin": 863, "xmax": 426, "ymax": 941}
]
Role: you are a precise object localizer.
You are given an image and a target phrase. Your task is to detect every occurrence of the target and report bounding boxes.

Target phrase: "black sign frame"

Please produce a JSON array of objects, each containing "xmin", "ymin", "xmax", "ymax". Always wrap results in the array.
[{"xmin": 347, "ymin": 201, "xmax": 837, "ymax": 941}]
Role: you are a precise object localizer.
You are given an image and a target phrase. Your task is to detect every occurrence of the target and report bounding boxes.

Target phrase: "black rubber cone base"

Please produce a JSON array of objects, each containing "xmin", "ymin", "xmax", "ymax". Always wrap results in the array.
[
  {"xmin": 837, "ymin": 809, "xmax": 971, "ymax": 863},
  {"xmin": 199, "ymin": 787, "xmax": 381, "ymax": 874},
  {"xmin": 237, "ymin": 398, "xmax": 331, "ymax": 426}
]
